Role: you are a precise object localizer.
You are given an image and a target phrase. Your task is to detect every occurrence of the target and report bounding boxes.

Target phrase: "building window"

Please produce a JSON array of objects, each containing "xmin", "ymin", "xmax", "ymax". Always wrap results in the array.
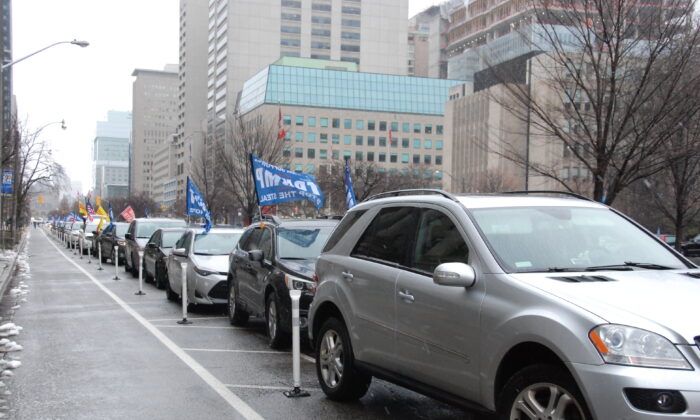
[
  {"xmin": 425, "ymin": 124, "xmax": 433, "ymax": 134},
  {"xmin": 295, "ymin": 164, "xmax": 303, "ymax": 172},
  {"xmin": 413, "ymin": 154, "xmax": 420, "ymax": 164},
  {"xmin": 312, "ymin": 29, "xmax": 331, "ymax": 37},
  {"xmin": 320, "ymin": 118, "xmax": 328, "ymax": 127},
  {"xmin": 379, "ymin": 152, "xmax": 386, "ymax": 162},
  {"xmin": 344, "ymin": 135, "xmax": 351, "ymax": 145},
  {"xmin": 401, "ymin": 153, "xmax": 409, "ymax": 164},
  {"xmin": 355, "ymin": 136, "xmax": 363, "ymax": 145},
  {"xmin": 342, "ymin": 19, "xmax": 361, "ymax": 27},
  {"xmin": 296, "ymin": 132, "xmax": 304, "ymax": 142},
  {"xmin": 424, "ymin": 140, "xmax": 432, "ymax": 149},
  {"xmin": 283, "ymin": 115, "xmax": 292, "ymax": 125},
  {"xmin": 332, "ymin": 118, "xmax": 340, "ymax": 128},
  {"xmin": 311, "ymin": 41, "xmax": 331, "ymax": 49},
  {"xmin": 356, "ymin": 120, "xmax": 364, "ymax": 130},
  {"xmin": 367, "ymin": 152, "xmax": 375, "ymax": 161},
  {"xmin": 308, "ymin": 133, "xmax": 316, "ymax": 143},
  {"xmin": 341, "ymin": 44, "xmax": 361, "ymax": 52},
  {"xmin": 390, "ymin": 153, "xmax": 398, "ymax": 163},
  {"xmin": 296, "ymin": 116, "xmax": 304, "ymax": 126},
  {"xmin": 355, "ymin": 151, "xmax": 363, "ymax": 161},
  {"xmin": 282, "ymin": 0, "xmax": 301, "ymax": 7},
  {"xmin": 344, "ymin": 119, "xmax": 352, "ymax": 129},
  {"xmin": 367, "ymin": 136, "xmax": 375, "ymax": 146},
  {"xmin": 379, "ymin": 137, "xmax": 387, "ymax": 147},
  {"xmin": 436, "ymin": 140, "xmax": 443, "ymax": 150},
  {"xmin": 436, "ymin": 125, "xmax": 443, "ymax": 134},
  {"xmin": 344, "ymin": 150, "xmax": 351, "ymax": 159},
  {"xmin": 295, "ymin": 148, "xmax": 303, "ymax": 158},
  {"xmin": 424, "ymin": 155, "xmax": 432, "ymax": 165},
  {"xmin": 379, "ymin": 121, "xmax": 387, "ymax": 131},
  {"xmin": 391, "ymin": 122, "xmax": 399, "ymax": 131},
  {"xmin": 563, "ymin": 167, "xmax": 570, "ymax": 179},
  {"xmin": 320, "ymin": 149, "xmax": 328, "ymax": 159},
  {"xmin": 312, "ymin": 3, "xmax": 332, "ymax": 11},
  {"xmin": 320, "ymin": 133, "xmax": 328, "ymax": 143},
  {"xmin": 414, "ymin": 123, "xmax": 421, "ymax": 133},
  {"xmin": 402, "ymin": 122, "xmax": 410, "ymax": 132},
  {"xmin": 413, "ymin": 139, "xmax": 421, "ymax": 148},
  {"xmin": 281, "ymin": 13, "xmax": 301, "ymax": 21},
  {"xmin": 341, "ymin": 57, "xmax": 360, "ymax": 64},
  {"xmin": 402, "ymin": 138, "xmax": 409, "ymax": 148},
  {"xmin": 312, "ymin": 16, "xmax": 332, "ymax": 24},
  {"xmin": 368, "ymin": 120, "xmax": 375, "ymax": 130},
  {"xmin": 281, "ymin": 26, "xmax": 302, "ymax": 34},
  {"xmin": 332, "ymin": 150, "xmax": 339, "ymax": 160},
  {"xmin": 332, "ymin": 134, "xmax": 340, "ymax": 144},
  {"xmin": 308, "ymin": 148, "xmax": 316, "ymax": 159},
  {"xmin": 342, "ymin": 6, "xmax": 361, "ymax": 14},
  {"xmin": 283, "ymin": 147, "xmax": 291, "ymax": 157},
  {"xmin": 436, "ymin": 155, "xmax": 443, "ymax": 165},
  {"xmin": 341, "ymin": 31, "xmax": 360, "ymax": 40},
  {"xmin": 308, "ymin": 117, "xmax": 316, "ymax": 127}
]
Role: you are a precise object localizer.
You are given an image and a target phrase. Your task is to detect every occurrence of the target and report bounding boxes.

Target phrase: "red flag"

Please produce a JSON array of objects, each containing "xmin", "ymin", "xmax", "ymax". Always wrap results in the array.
[
  {"xmin": 389, "ymin": 129, "xmax": 395, "ymax": 145},
  {"xmin": 120, "ymin": 205, "xmax": 136, "ymax": 223},
  {"xmin": 277, "ymin": 108, "xmax": 286, "ymax": 140},
  {"xmin": 261, "ymin": 205, "xmax": 277, "ymax": 215}
]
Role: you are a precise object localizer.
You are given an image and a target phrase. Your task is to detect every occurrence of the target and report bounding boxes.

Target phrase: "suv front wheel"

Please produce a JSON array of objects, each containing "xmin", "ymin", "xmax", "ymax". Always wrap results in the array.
[
  {"xmin": 497, "ymin": 364, "xmax": 591, "ymax": 420},
  {"xmin": 266, "ymin": 293, "xmax": 290, "ymax": 349},
  {"xmin": 315, "ymin": 317, "xmax": 371, "ymax": 401},
  {"xmin": 228, "ymin": 280, "xmax": 249, "ymax": 326}
]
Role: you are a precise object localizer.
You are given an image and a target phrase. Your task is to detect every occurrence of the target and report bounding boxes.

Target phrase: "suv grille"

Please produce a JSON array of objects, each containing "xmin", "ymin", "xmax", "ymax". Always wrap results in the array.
[
  {"xmin": 208, "ymin": 281, "xmax": 228, "ymax": 299},
  {"xmin": 549, "ymin": 275, "xmax": 616, "ymax": 283}
]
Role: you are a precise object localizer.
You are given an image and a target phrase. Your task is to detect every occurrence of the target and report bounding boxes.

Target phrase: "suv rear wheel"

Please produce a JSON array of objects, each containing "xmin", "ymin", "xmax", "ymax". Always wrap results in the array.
[
  {"xmin": 316, "ymin": 317, "xmax": 371, "ymax": 401},
  {"xmin": 266, "ymin": 293, "xmax": 290, "ymax": 349},
  {"xmin": 228, "ymin": 280, "xmax": 249, "ymax": 326},
  {"xmin": 497, "ymin": 364, "xmax": 591, "ymax": 420}
]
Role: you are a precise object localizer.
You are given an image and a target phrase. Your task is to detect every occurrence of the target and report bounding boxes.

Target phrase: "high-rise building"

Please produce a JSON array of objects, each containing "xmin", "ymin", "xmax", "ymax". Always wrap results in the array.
[
  {"xmin": 93, "ymin": 111, "xmax": 132, "ymax": 199},
  {"xmin": 131, "ymin": 66, "xmax": 178, "ymax": 201},
  {"xmin": 408, "ymin": 5, "xmax": 448, "ymax": 79},
  {"xmin": 206, "ymin": 0, "xmax": 409, "ymax": 122},
  {"xmin": 171, "ymin": 0, "xmax": 209, "ymax": 207}
]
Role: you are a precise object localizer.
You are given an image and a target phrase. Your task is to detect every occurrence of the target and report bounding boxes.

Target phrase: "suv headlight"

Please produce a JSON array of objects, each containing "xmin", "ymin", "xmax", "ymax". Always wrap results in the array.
[
  {"xmin": 589, "ymin": 325, "xmax": 692, "ymax": 370},
  {"xmin": 284, "ymin": 274, "xmax": 316, "ymax": 293},
  {"xmin": 193, "ymin": 266, "xmax": 215, "ymax": 276}
]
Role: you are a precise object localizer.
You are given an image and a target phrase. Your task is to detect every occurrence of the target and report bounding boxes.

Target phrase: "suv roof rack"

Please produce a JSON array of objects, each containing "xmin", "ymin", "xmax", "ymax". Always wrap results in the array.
[
  {"xmin": 499, "ymin": 190, "xmax": 594, "ymax": 202},
  {"xmin": 252, "ymin": 214, "xmax": 282, "ymax": 224},
  {"xmin": 365, "ymin": 189, "xmax": 460, "ymax": 203}
]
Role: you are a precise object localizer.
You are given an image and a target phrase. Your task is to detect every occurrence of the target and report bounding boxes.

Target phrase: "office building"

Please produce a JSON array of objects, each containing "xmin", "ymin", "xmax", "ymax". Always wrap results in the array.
[
  {"xmin": 131, "ymin": 66, "xmax": 178, "ymax": 201},
  {"xmin": 238, "ymin": 58, "xmax": 463, "ymax": 200},
  {"xmin": 408, "ymin": 5, "xmax": 448, "ymax": 79},
  {"xmin": 93, "ymin": 111, "xmax": 131, "ymax": 199}
]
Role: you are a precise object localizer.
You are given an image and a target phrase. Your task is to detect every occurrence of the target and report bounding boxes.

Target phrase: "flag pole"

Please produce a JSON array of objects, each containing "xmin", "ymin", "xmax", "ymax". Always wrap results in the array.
[
  {"xmin": 186, "ymin": 176, "xmax": 191, "ymax": 225},
  {"xmin": 249, "ymin": 154, "xmax": 262, "ymax": 221}
]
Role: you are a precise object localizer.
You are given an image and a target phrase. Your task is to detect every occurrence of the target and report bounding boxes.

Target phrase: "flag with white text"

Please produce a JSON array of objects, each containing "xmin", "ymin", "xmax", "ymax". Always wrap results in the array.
[{"xmin": 251, "ymin": 154, "xmax": 324, "ymax": 210}]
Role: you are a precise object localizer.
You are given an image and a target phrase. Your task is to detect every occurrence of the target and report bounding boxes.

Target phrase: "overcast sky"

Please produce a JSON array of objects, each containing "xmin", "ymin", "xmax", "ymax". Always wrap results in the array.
[{"xmin": 12, "ymin": 0, "xmax": 444, "ymax": 194}]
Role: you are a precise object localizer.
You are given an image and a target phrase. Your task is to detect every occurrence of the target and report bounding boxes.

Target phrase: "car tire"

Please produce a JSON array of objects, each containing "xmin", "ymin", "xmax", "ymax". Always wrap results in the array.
[
  {"xmin": 154, "ymin": 264, "xmax": 165, "ymax": 289},
  {"xmin": 165, "ymin": 273, "xmax": 178, "ymax": 302},
  {"xmin": 227, "ymin": 280, "xmax": 249, "ymax": 326},
  {"xmin": 315, "ymin": 317, "xmax": 371, "ymax": 401},
  {"xmin": 131, "ymin": 253, "xmax": 139, "ymax": 278},
  {"xmin": 124, "ymin": 250, "xmax": 131, "ymax": 272},
  {"xmin": 266, "ymin": 293, "xmax": 290, "ymax": 349},
  {"xmin": 142, "ymin": 260, "xmax": 153, "ymax": 283},
  {"xmin": 497, "ymin": 364, "xmax": 591, "ymax": 420}
]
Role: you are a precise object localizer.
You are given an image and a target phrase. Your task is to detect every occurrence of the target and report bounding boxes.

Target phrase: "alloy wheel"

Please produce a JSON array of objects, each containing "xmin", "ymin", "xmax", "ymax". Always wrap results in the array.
[
  {"xmin": 319, "ymin": 329, "xmax": 344, "ymax": 388},
  {"xmin": 267, "ymin": 299, "xmax": 277, "ymax": 340},
  {"xmin": 510, "ymin": 382, "xmax": 586, "ymax": 420}
]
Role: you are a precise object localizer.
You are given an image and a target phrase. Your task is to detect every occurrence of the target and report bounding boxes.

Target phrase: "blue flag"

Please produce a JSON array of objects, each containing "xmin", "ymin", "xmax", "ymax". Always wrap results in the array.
[
  {"xmin": 344, "ymin": 159, "xmax": 357, "ymax": 209},
  {"xmin": 108, "ymin": 204, "xmax": 115, "ymax": 227},
  {"xmin": 145, "ymin": 207, "xmax": 149, "ymax": 218},
  {"xmin": 187, "ymin": 178, "xmax": 212, "ymax": 233},
  {"xmin": 251, "ymin": 154, "xmax": 324, "ymax": 210}
]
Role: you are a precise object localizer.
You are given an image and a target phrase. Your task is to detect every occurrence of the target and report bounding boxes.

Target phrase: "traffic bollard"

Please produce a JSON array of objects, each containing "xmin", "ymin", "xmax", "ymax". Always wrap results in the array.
[
  {"xmin": 284, "ymin": 289, "xmax": 309, "ymax": 398},
  {"xmin": 87, "ymin": 241, "xmax": 92, "ymax": 264},
  {"xmin": 79, "ymin": 238, "xmax": 83, "ymax": 259},
  {"xmin": 73, "ymin": 237, "xmax": 77, "ymax": 255},
  {"xmin": 135, "ymin": 251, "xmax": 145, "ymax": 295},
  {"xmin": 97, "ymin": 245, "xmax": 104, "ymax": 271},
  {"xmin": 113, "ymin": 246, "xmax": 121, "ymax": 280},
  {"xmin": 177, "ymin": 262, "xmax": 192, "ymax": 325}
]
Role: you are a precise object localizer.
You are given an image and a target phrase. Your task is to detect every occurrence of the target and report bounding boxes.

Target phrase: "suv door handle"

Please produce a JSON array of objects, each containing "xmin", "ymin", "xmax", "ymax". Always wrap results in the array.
[
  {"xmin": 342, "ymin": 271, "xmax": 354, "ymax": 281},
  {"xmin": 398, "ymin": 290, "xmax": 414, "ymax": 303}
]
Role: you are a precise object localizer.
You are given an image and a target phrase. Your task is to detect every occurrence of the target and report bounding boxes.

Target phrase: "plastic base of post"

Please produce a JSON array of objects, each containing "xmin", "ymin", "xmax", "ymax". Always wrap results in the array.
[
  {"xmin": 97, "ymin": 266, "xmax": 104, "ymax": 271},
  {"xmin": 283, "ymin": 387, "xmax": 310, "ymax": 398},
  {"xmin": 113, "ymin": 276, "xmax": 120, "ymax": 281},
  {"xmin": 135, "ymin": 291, "xmax": 146, "ymax": 296},
  {"xmin": 177, "ymin": 318, "xmax": 192, "ymax": 325}
]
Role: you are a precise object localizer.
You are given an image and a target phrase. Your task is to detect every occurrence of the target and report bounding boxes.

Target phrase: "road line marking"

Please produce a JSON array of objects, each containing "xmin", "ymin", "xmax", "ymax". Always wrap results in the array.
[
  {"xmin": 301, "ymin": 354, "xmax": 316, "ymax": 364},
  {"xmin": 42, "ymin": 230, "xmax": 263, "ymax": 420},
  {"xmin": 225, "ymin": 384, "xmax": 319, "ymax": 391},
  {"xmin": 156, "ymin": 325, "xmax": 246, "ymax": 330},
  {"xmin": 148, "ymin": 316, "xmax": 228, "ymax": 322},
  {"xmin": 184, "ymin": 348, "xmax": 286, "ymax": 355}
]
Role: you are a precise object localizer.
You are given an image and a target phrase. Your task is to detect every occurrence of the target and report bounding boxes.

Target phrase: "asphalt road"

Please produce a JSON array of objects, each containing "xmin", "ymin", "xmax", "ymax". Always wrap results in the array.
[{"xmin": 0, "ymin": 230, "xmax": 486, "ymax": 420}]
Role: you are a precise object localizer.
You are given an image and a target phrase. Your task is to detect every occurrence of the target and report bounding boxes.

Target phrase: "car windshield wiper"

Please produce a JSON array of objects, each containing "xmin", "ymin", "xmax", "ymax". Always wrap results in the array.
[
  {"xmin": 194, "ymin": 252, "xmax": 214, "ymax": 256},
  {"xmin": 280, "ymin": 257, "xmax": 306, "ymax": 260},
  {"xmin": 584, "ymin": 261, "xmax": 672, "ymax": 271}
]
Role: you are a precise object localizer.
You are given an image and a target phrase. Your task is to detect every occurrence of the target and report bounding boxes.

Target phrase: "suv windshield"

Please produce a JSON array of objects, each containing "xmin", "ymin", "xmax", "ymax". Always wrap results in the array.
[
  {"xmin": 162, "ymin": 231, "xmax": 185, "ymax": 248},
  {"xmin": 115, "ymin": 224, "xmax": 129, "ymax": 237},
  {"xmin": 194, "ymin": 232, "xmax": 242, "ymax": 255},
  {"xmin": 277, "ymin": 227, "xmax": 333, "ymax": 259},
  {"xmin": 471, "ymin": 206, "xmax": 686, "ymax": 273},
  {"xmin": 136, "ymin": 221, "xmax": 184, "ymax": 238}
]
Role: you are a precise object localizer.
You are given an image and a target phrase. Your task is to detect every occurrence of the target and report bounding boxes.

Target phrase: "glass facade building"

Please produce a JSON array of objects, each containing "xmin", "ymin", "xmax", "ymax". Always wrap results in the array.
[{"xmin": 239, "ymin": 64, "xmax": 464, "ymax": 115}]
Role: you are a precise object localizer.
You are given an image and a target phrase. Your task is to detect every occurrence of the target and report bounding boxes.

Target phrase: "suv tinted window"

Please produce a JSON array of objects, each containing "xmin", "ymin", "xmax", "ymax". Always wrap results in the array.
[
  {"xmin": 352, "ymin": 207, "xmax": 417, "ymax": 265},
  {"xmin": 259, "ymin": 228, "xmax": 273, "ymax": 260},
  {"xmin": 241, "ymin": 228, "xmax": 263, "ymax": 252},
  {"xmin": 323, "ymin": 210, "xmax": 366, "ymax": 252},
  {"xmin": 411, "ymin": 209, "xmax": 469, "ymax": 273}
]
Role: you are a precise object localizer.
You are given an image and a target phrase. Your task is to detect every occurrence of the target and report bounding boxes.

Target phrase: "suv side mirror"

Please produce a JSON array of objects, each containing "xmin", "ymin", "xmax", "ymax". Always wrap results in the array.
[
  {"xmin": 172, "ymin": 248, "xmax": 187, "ymax": 257},
  {"xmin": 248, "ymin": 249, "xmax": 264, "ymax": 262},
  {"xmin": 146, "ymin": 242, "xmax": 157, "ymax": 249},
  {"xmin": 125, "ymin": 233, "xmax": 133, "ymax": 240},
  {"xmin": 433, "ymin": 263, "xmax": 476, "ymax": 288}
]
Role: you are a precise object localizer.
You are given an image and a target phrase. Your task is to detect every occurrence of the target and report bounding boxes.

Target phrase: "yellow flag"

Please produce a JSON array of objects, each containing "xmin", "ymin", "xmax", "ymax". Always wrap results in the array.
[
  {"xmin": 96, "ymin": 205, "xmax": 110, "ymax": 222},
  {"xmin": 96, "ymin": 196, "xmax": 101, "ymax": 207},
  {"xmin": 96, "ymin": 217, "xmax": 104, "ymax": 232},
  {"xmin": 38, "ymin": 195, "xmax": 45, "ymax": 204},
  {"xmin": 78, "ymin": 201, "xmax": 87, "ymax": 215}
]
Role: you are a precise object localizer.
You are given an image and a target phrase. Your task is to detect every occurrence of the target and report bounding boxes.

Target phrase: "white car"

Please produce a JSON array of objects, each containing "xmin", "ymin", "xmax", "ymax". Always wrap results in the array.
[{"xmin": 79, "ymin": 216, "xmax": 107, "ymax": 255}]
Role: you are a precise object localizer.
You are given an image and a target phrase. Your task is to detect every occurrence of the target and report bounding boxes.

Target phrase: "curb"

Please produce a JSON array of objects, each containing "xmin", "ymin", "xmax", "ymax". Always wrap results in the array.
[{"xmin": 0, "ymin": 232, "xmax": 28, "ymax": 302}]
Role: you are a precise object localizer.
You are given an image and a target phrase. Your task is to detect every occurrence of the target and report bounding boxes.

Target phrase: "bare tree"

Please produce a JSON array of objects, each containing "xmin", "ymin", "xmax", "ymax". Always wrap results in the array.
[
  {"xmin": 104, "ymin": 192, "xmax": 158, "ymax": 221},
  {"xmin": 190, "ymin": 143, "xmax": 225, "ymax": 220},
  {"xmin": 216, "ymin": 113, "xmax": 287, "ymax": 223},
  {"xmin": 483, "ymin": 0, "xmax": 700, "ymax": 204}
]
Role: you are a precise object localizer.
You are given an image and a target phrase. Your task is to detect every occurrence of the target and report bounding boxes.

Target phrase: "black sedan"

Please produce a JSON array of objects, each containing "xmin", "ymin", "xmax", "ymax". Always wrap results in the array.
[
  {"xmin": 143, "ymin": 227, "xmax": 188, "ymax": 289},
  {"xmin": 97, "ymin": 222, "xmax": 130, "ymax": 265}
]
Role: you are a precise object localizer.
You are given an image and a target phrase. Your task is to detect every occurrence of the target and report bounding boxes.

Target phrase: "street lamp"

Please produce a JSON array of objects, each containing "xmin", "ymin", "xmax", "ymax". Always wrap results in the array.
[{"xmin": 0, "ymin": 39, "xmax": 87, "ymax": 245}]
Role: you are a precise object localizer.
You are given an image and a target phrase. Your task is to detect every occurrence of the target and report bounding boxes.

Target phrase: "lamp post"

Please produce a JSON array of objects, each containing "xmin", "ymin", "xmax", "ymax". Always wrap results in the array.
[{"xmin": 0, "ymin": 39, "xmax": 88, "ymax": 245}]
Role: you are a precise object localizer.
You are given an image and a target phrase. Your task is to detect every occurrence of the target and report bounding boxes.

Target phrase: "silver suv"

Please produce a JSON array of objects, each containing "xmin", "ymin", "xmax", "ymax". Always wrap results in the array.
[{"xmin": 309, "ymin": 190, "xmax": 700, "ymax": 419}]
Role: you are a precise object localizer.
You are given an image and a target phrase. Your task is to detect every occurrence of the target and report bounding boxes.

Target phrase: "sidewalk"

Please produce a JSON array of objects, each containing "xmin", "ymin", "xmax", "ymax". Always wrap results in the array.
[{"xmin": 0, "ymin": 232, "xmax": 26, "ymax": 302}]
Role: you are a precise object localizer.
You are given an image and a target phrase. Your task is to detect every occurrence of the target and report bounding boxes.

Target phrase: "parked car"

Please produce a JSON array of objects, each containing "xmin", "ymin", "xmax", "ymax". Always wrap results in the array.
[
  {"xmin": 80, "ymin": 216, "xmax": 107, "ymax": 255},
  {"xmin": 309, "ymin": 190, "xmax": 699, "ymax": 419},
  {"xmin": 66, "ymin": 220, "xmax": 84, "ymax": 248},
  {"xmin": 143, "ymin": 227, "xmax": 188, "ymax": 289},
  {"xmin": 166, "ymin": 227, "xmax": 244, "ymax": 305},
  {"xmin": 656, "ymin": 233, "xmax": 677, "ymax": 246},
  {"xmin": 228, "ymin": 217, "xmax": 339, "ymax": 348},
  {"xmin": 97, "ymin": 222, "xmax": 130, "ymax": 264},
  {"xmin": 124, "ymin": 218, "xmax": 187, "ymax": 277},
  {"xmin": 681, "ymin": 234, "xmax": 700, "ymax": 257}
]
